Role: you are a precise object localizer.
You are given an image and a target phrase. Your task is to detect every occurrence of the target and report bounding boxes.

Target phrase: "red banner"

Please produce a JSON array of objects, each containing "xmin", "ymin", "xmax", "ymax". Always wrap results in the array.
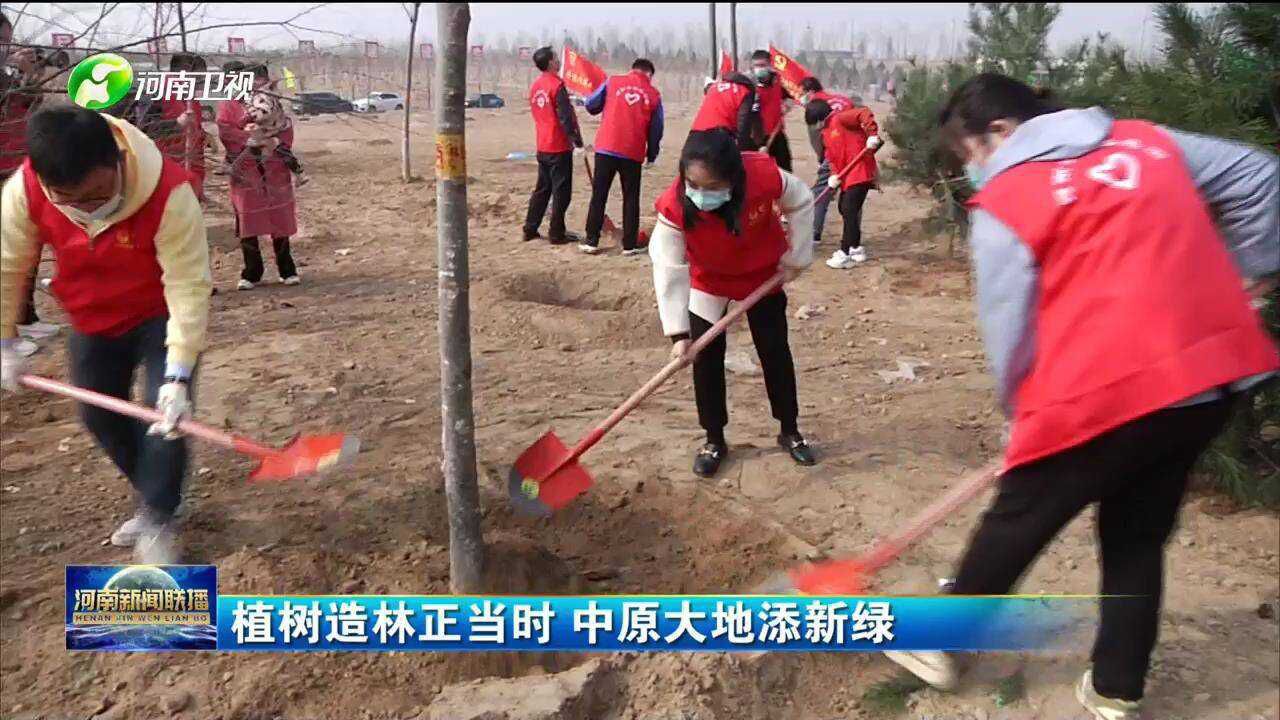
[
  {"xmin": 364, "ymin": 41, "xmax": 380, "ymax": 59},
  {"xmin": 518, "ymin": 46, "xmax": 533, "ymax": 60},
  {"xmin": 719, "ymin": 50, "xmax": 733, "ymax": 78},
  {"xmin": 470, "ymin": 45, "xmax": 484, "ymax": 58},
  {"xmin": 227, "ymin": 37, "xmax": 246, "ymax": 54},
  {"xmin": 147, "ymin": 37, "xmax": 169, "ymax": 55},
  {"xmin": 51, "ymin": 33, "xmax": 75, "ymax": 48},
  {"xmin": 768, "ymin": 44, "xmax": 813, "ymax": 99},
  {"xmin": 298, "ymin": 40, "xmax": 316, "ymax": 55},
  {"xmin": 561, "ymin": 45, "xmax": 606, "ymax": 95},
  {"xmin": 420, "ymin": 43, "xmax": 434, "ymax": 60}
]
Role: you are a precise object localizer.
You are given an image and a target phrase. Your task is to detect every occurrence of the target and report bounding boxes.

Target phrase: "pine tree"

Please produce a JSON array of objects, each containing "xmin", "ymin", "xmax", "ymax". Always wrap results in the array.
[{"xmin": 967, "ymin": 3, "xmax": 1062, "ymax": 81}]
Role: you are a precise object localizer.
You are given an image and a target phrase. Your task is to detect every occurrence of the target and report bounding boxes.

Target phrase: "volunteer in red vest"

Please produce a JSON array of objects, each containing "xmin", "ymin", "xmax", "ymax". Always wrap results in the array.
[
  {"xmin": 799, "ymin": 76, "xmax": 853, "ymax": 246},
  {"xmin": 649, "ymin": 128, "xmax": 817, "ymax": 478},
  {"xmin": 806, "ymin": 99, "xmax": 882, "ymax": 269},
  {"xmin": 1, "ymin": 107, "xmax": 213, "ymax": 564},
  {"xmin": 522, "ymin": 46, "xmax": 585, "ymax": 245},
  {"xmin": 580, "ymin": 58, "xmax": 664, "ymax": 256},
  {"xmin": 749, "ymin": 49, "xmax": 793, "ymax": 172},
  {"xmin": 883, "ymin": 74, "xmax": 1279, "ymax": 720},
  {"xmin": 690, "ymin": 72, "xmax": 761, "ymax": 151},
  {"xmin": 1, "ymin": 12, "xmax": 61, "ymax": 355},
  {"xmin": 149, "ymin": 52, "xmax": 208, "ymax": 202}
]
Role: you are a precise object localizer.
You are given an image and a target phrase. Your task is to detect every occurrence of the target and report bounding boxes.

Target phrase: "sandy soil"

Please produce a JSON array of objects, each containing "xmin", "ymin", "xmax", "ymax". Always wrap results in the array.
[{"xmin": 1, "ymin": 100, "xmax": 1276, "ymax": 720}]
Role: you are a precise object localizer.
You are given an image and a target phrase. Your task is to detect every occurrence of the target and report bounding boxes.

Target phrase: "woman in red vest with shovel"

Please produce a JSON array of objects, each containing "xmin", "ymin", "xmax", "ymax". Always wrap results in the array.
[
  {"xmin": 648, "ymin": 128, "xmax": 817, "ymax": 478},
  {"xmin": 883, "ymin": 74, "xmax": 1279, "ymax": 720}
]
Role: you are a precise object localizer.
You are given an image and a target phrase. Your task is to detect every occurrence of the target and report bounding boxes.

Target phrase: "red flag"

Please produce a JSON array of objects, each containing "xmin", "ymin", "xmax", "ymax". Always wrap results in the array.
[
  {"xmin": 719, "ymin": 50, "xmax": 733, "ymax": 78},
  {"xmin": 768, "ymin": 44, "xmax": 813, "ymax": 99},
  {"xmin": 561, "ymin": 45, "xmax": 607, "ymax": 95}
]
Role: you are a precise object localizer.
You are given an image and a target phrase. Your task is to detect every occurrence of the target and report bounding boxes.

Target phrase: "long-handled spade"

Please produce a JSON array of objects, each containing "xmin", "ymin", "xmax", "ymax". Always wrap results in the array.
[
  {"xmin": 753, "ymin": 460, "xmax": 1004, "ymax": 595},
  {"xmin": 508, "ymin": 149, "xmax": 874, "ymax": 516},
  {"xmin": 19, "ymin": 375, "xmax": 359, "ymax": 481}
]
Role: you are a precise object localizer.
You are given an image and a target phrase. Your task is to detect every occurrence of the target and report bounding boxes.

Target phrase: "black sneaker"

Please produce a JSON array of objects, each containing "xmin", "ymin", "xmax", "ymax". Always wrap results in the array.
[
  {"xmin": 522, "ymin": 230, "xmax": 542, "ymax": 242},
  {"xmin": 693, "ymin": 442, "xmax": 728, "ymax": 478},
  {"xmin": 778, "ymin": 433, "xmax": 816, "ymax": 466}
]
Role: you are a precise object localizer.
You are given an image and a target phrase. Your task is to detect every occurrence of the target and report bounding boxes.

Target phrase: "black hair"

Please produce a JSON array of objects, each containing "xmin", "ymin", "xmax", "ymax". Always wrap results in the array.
[
  {"xmin": 679, "ymin": 129, "xmax": 747, "ymax": 235},
  {"xmin": 632, "ymin": 58, "xmax": 655, "ymax": 76},
  {"xmin": 170, "ymin": 52, "xmax": 207, "ymax": 73},
  {"xmin": 750, "ymin": 49, "xmax": 770, "ymax": 63},
  {"xmin": 26, "ymin": 107, "xmax": 120, "ymax": 187},
  {"xmin": 800, "ymin": 76, "xmax": 823, "ymax": 94},
  {"xmin": 938, "ymin": 72, "xmax": 1060, "ymax": 140},
  {"xmin": 533, "ymin": 46, "xmax": 554, "ymax": 71},
  {"xmin": 0, "ymin": 11, "xmax": 11, "ymax": 30},
  {"xmin": 804, "ymin": 99, "xmax": 832, "ymax": 127},
  {"xmin": 247, "ymin": 62, "xmax": 269, "ymax": 79},
  {"xmin": 222, "ymin": 59, "xmax": 245, "ymax": 74}
]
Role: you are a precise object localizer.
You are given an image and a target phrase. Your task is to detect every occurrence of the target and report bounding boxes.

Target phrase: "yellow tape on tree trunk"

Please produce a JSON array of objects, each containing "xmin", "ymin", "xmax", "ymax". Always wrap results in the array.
[{"xmin": 435, "ymin": 133, "xmax": 466, "ymax": 182}]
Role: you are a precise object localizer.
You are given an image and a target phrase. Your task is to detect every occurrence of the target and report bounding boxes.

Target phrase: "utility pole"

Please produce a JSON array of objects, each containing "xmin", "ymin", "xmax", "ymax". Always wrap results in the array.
[
  {"xmin": 434, "ymin": 2, "xmax": 484, "ymax": 594},
  {"xmin": 729, "ymin": 3, "xmax": 738, "ymax": 72},
  {"xmin": 708, "ymin": 3, "xmax": 717, "ymax": 78},
  {"xmin": 403, "ymin": 2, "xmax": 420, "ymax": 182}
]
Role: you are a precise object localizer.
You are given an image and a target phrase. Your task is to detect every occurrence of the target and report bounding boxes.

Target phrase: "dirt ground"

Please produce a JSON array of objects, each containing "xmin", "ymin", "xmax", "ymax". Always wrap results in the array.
[{"xmin": 1, "ymin": 100, "xmax": 1277, "ymax": 720}]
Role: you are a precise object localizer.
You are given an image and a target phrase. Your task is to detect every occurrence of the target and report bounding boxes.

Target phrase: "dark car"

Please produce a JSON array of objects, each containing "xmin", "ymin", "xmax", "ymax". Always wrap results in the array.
[
  {"xmin": 465, "ymin": 93, "xmax": 505, "ymax": 109},
  {"xmin": 291, "ymin": 92, "xmax": 355, "ymax": 115}
]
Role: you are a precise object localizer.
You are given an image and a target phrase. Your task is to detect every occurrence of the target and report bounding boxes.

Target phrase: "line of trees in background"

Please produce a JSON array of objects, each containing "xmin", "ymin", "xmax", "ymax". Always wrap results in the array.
[{"xmin": 885, "ymin": 2, "xmax": 1280, "ymax": 506}]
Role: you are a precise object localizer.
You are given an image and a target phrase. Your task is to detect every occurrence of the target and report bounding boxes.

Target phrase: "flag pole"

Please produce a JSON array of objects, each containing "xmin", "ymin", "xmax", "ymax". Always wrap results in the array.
[
  {"xmin": 729, "ymin": 3, "xmax": 738, "ymax": 72},
  {"xmin": 708, "ymin": 3, "xmax": 717, "ymax": 79}
]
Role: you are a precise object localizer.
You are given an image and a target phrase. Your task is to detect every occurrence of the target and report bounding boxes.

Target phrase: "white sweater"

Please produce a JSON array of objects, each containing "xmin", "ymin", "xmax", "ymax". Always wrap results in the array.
[{"xmin": 648, "ymin": 168, "xmax": 815, "ymax": 336}]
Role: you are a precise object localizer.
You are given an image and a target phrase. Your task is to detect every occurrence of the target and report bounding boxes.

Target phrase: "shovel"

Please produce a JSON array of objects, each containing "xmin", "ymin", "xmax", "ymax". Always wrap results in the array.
[
  {"xmin": 753, "ymin": 460, "xmax": 1004, "ymax": 595},
  {"xmin": 509, "ymin": 270, "xmax": 788, "ymax": 516},
  {"xmin": 19, "ymin": 375, "xmax": 359, "ymax": 481}
]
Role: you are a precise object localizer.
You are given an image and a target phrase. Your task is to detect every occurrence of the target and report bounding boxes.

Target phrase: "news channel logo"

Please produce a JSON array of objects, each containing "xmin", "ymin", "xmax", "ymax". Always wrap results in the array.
[
  {"xmin": 65, "ymin": 565, "xmax": 217, "ymax": 651},
  {"xmin": 67, "ymin": 53, "xmax": 134, "ymax": 110}
]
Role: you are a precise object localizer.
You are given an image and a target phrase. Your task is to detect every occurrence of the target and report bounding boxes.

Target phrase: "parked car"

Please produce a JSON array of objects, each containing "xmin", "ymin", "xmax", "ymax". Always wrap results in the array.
[
  {"xmin": 291, "ymin": 92, "xmax": 355, "ymax": 115},
  {"xmin": 464, "ymin": 93, "xmax": 505, "ymax": 109},
  {"xmin": 353, "ymin": 91, "xmax": 405, "ymax": 113}
]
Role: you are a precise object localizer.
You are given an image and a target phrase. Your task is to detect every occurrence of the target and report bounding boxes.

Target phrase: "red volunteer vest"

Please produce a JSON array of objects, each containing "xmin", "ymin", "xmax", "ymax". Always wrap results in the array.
[
  {"xmin": 528, "ymin": 72, "xmax": 571, "ymax": 154},
  {"xmin": 691, "ymin": 81, "xmax": 751, "ymax": 134},
  {"xmin": 22, "ymin": 157, "xmax": 189, "ymax": 337},
  {"xmin": 971, "ymin": 120, "xmax": 1280, "ymax": 470},
  {"xmin": 821, "ymin": 107, "xmax": 879, "ymax": 188},
  {"xmin": 812, "ymin": 91, "xmax": 853, "ymax": 114},
  {"xmin": 0, "ymin": 91, "xmax": 38, "ymax": 175},
  {"xmin": 756, "ymin": 79, "xmax": 785, "ymax": 135},
  {"xmin": 594, "ymin": 71, "xmax": 661, "ymax": 162},
  {"xmin": 655, "ymin": 152, "xmax": 786, "ymax": 300}
]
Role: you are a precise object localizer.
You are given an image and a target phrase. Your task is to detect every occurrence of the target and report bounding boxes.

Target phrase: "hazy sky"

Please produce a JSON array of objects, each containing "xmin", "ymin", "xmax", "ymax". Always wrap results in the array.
[{"xmin": 9, "ymin": 3, "xmax": 1214, "ymax": 56}]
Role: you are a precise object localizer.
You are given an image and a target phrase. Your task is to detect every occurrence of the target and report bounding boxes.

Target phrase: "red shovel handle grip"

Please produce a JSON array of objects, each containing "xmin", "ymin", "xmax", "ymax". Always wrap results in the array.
[{"xmin": 18, "ymin": 374, "xmax": 277, "ymax": 459}]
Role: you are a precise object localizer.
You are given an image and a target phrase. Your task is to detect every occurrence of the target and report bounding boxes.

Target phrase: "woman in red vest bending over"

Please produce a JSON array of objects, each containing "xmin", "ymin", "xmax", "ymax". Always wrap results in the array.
[
  {"xmin": 649, "ymin": 128, "xmax": 817, "ymax": 478},
  {"xmin": 884, "ymin": 74, "xmax": 1279, "ymax": 720}
]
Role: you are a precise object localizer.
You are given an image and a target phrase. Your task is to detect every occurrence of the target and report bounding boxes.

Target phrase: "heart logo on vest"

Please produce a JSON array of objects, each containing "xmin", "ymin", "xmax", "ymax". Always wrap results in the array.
[
  {"xmin": 623, "ymin": 91, "xmax": 642, "ymax": 106},
  {"xmin": 1086, "ymin": 152, "xmax": 1140, "ymax": 191}
]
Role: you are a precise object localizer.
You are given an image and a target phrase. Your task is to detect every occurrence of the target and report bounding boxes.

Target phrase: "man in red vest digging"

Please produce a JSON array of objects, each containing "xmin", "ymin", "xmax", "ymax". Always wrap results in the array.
[
  {"xmin": 1, "ymin": 107, "xmax": 212, "ymax": 564},
  {"xmin": 523, "ymin": 46, "xmax": 585, "ymax": 245},
  {"xmin": 580, "ymin": 58, "xmax": 664, "ymax": 256},
  {"xmin": 749, "ymin": 49, "xmax": 794, "ymax": 172},
  {"xmin": 691, "ymin": 72, "xmax": 761, "ymax": 151}
]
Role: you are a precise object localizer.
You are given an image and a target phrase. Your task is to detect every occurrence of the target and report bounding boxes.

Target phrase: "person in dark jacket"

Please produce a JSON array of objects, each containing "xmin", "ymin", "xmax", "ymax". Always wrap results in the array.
[{"xmin": 523, "ymin": 46, "xmax": 585, "ymax": 245}]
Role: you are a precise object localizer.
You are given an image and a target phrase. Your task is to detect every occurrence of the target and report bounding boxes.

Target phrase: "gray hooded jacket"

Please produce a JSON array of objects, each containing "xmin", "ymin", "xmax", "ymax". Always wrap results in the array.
[{"xmin": 970, "ymin": 107, "xmax": 1279, "ymax": 415}]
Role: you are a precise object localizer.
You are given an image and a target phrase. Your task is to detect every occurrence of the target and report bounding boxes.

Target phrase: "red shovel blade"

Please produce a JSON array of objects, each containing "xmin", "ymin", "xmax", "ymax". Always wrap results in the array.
[
  {"xmin": 637, "ymin": 229, "xmax": 650, "ymax": 247},
  {"xmin": 507, "ymin": 430, "xmax": 594, "ymax": 516},
  {"xmin": 248, "ymin": 433, "xmax": 360, "ymax": 481},
  {"xmin": 788, "ymin": 558, "xmax": 873, "ymax": 595}
]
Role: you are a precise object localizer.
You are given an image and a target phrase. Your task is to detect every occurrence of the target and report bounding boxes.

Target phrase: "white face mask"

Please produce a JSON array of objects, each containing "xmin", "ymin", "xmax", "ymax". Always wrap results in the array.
[{"xmin": 56, "ymin": 166, "xmax": 123, "ymax": 226}]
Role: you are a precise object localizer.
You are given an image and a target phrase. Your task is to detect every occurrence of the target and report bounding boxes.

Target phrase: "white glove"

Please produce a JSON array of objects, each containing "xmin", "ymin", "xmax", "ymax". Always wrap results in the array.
[
  {"xmin": 867, "ymin": 135, "xmax": 883, "ymax": 150},
  {"xmin": 703, "ymin": 76, "xmax": 716, "ymax": 89},
  {"xmin": 1, "ymin": 341, "xmax": 27, "ymax": 393},
  {"xmin": 148, "ymin": 381, "xmax": 192, "ymax": 440},
  {"xmin": 827, "ymin": 174, "xmax": 841, "ymax": 190}
]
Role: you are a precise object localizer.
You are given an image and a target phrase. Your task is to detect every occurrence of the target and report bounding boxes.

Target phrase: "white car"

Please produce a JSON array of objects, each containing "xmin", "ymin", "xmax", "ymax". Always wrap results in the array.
[{"xmin": 353, "ymin": 92, "xmax": 405, "ymax": 113}]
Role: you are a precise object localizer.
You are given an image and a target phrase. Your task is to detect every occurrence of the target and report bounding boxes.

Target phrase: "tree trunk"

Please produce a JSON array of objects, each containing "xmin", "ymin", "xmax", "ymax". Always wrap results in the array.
[
  {"xmin": 729, "ymin": 3, "xmax": 738, "ymax": 72},
  {"xmin": 435, "ymin": 1, "xmax": 484, "ymax": 594},
  {"xmin": 403, "ymin": 2, "xmax": 420, "ymax": 182},
  {"xmin": 707, "ymin": 3, "xmax": 718, "ymax": 78}
]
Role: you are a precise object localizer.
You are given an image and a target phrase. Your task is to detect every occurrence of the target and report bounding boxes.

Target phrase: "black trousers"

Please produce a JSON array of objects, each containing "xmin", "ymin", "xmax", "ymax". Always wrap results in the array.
[
  {"xmin": 18, "ymin": 258, "xmax": 39, "ymax": 326},
  {"xmin": 953, "ymin": 398, "xmax": 1234, "ymax": 701},
  {"xmin": 689, "ymin": 291, "xmax": 800, "ymax": 442},
  {"xmin": 838, "ymin": 183, "xmax": 872, "ymax": 252},
  {"xmin": 765, "ymin": 130, "xmax": 792, "ymax": 172},
  {"xmin": 241, "ymin": 236, "xmax": 297, "ymax": 282},
  {"xmin": 68, "ymin": 317, "xmax": 192, "ymax": 519},
  {"xmin": 522, "ymin": 151, "xmax": 574, "ymax": 242},
  {"xmin": 584, "ymin": 153, "xmax": 642, "ymax": 250}
]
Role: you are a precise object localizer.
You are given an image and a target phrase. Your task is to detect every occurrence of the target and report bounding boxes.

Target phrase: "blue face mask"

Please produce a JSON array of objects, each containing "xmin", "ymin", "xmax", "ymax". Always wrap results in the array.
[
  {"xmin": 685, "ymin": 184, "xmax": 732, "ymax": 212},
  {"xmin": 964, "ymin": 162, "xmax": 986, "ymax": 190}
]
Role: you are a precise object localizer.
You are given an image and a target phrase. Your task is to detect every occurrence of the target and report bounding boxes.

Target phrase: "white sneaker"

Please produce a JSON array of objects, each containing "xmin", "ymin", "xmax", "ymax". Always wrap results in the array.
[
  {"xmin": 12, "ymin": 338, "xmax": 38, "ymax": 357},
  {"xmin": 621, "ymin": 247, "xmax": 645, "ymax": 257},
  {"xmin": 883, "ymin": 651, "xmax": 960, "ymax": 691},
  {"xmin": 826, "ymin": 249, "xmax": 856, "ymax": 270},
  {"xmin": 17, "ymin": 321, "xmax": 60, "ymax": 340},
  {"xmin": 236, "ymin": 279, "xmax": 255, "ymax": 291},
  {"xmin": 134, "ymin": 522, "xmax": 180, "ymax": 564},
  {"xmin": 578, "ymin": 243, "xmax": 601, "ymax": 255},
  {"xmin": 848, "ymin": 247, "xmax": 868, "ymax": 263},
  {"xmin": 1075, "ymin": 670, "xmax": 1143, "ymax": 720},
  {"xmin": 38, "ymin": 278, "xmax": 52, "ymax": 290},
  {"xmin": 281, "ymin": 275, "xmax": 302, "ymax": 286},
  {"xmin": 110, "ymin": 509, "xmax": 157, "ymax": 548}
]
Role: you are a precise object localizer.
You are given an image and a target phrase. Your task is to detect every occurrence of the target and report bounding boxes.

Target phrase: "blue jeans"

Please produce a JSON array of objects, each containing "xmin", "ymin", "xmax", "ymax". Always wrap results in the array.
[
  {"xmin": 68, "ymin": 316, "xmax": 193, "ymax": 519},
  {"xmin": 812, "ymin": 159, "xmax": 832, "ymax": 243}
]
